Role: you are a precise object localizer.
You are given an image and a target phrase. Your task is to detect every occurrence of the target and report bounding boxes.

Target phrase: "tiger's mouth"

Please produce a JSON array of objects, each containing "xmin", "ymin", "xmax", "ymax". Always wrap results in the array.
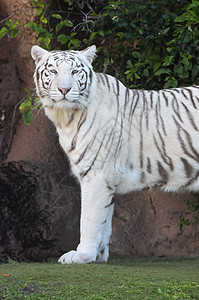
[{"xmin": 51, "ymin": 97, "xmax": 70, "ymax": 103}]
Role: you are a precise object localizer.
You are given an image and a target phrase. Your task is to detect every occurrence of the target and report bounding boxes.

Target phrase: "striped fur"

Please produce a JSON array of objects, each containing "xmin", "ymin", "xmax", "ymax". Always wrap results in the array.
[{"xmin": 32, "ymin": 45, "xmax": 199, "ymax": 264}]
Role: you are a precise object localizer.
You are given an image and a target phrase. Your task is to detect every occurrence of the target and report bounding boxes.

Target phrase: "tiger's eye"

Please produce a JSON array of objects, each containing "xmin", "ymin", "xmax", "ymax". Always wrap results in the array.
[
  {"xmin": 50, "ymin": 69, "xmax": 57, "ymax": 74},
  {"xmin": 72, "ymin": 70, "xmax": 79, "ymax": 75}
]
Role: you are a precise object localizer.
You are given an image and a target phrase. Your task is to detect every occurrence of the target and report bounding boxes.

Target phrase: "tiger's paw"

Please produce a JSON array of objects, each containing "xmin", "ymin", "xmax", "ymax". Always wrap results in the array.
[{"xmin": 58, "ymin": 250, "xmax": 96, "ymax": 264}]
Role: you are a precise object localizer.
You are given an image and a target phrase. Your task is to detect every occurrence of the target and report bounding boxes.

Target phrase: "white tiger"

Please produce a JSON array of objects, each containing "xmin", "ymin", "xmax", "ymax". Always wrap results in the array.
[{"xmin": 31, "ymin": 45, "xmax": 199, "ymax": 264}]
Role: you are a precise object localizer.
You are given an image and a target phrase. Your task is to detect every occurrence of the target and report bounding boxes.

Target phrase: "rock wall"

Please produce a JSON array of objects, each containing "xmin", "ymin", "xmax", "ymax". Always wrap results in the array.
[
  {"xmin": 112, "ymin": 191, "xmax": 199, "ymax": 258},
  {"xmin": 0, "ymin": 0, "xmax": 198, "ymax": 262},
  {"xmin": 0, "ymin": 161, "xmax": 80, "ymax": 262}
]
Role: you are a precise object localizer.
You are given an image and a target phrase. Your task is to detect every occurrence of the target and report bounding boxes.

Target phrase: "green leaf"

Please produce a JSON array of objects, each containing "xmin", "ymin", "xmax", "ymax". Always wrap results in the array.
[
  {"xmin": 5, "ymin": 19, "xmax": 12, "ymax": 27},
  {"xmin": 24, "ymin": 22, "xmax": 34, "ymax": 28},
  {"xmin": 153, "ymin": 62, "xmax": 161, "ymax": 71},
  {"xmin": 52, "ymin": 14, "xmax": 63, "ymax": 20},
  {"xmin": 143, "ymin": 68, "xmax": 149, "ymax": 77},
  {"xmin": 63, "ymin": 0, "xmax": 72, "ymax": 5},
  {"xmin": 138, "ymin": 28, "xmax": 143, "ymax": 35},
  {"xmin": 117, "ymin": 32, "xmax": 125, "ymax": 39},
  {"xmin": 33, "ymin": 1, "xmax": 44, "ymax": 8},
  {"xmin": 163, "ymin": 77, "xmax": 178, "ymax": 89},
  {"xmin": 56, "ymin": 22, "xmax": 63, "ymax": 32},
  {"xmin": 24, "ymin": 22, "xmax": 37, "ymax": 31},
  {"xmin": 19, "ymin": 102, "xmax": 28, "ymax": 111},
  {"xmin": 166, "ymin": 46, "xmax": 174, "ymax": 53},
  {"xmin": 63, "ymin": 19, "xmax": 73, "ymax": 27},
  {"xmin": 11, "ymin": 28, "xmax": 19, "ymax": 38},
  {"xmin": 98, "ymin": 30, "xmax": 105, "ymax": 37},
  {"xmin": 155, "ymin": 68, "xmax": 171, "ymax": 76},
  {"xmin": 0, "ymin": 27, "xmax": 8, "ymax": 39},
  {"xmin": 69, "ymin": 38, "xmax": 81, "ymax": 48},
  {"xmin": 174, "ymin": 64, "xmax": 183, "ymax": 75},
  {"xmin": 134, "ymin": 73, "xmax": 141, "ymax": 79},
  {"xmin": 163, "ymin": 55, "xmax": 174, "ymax": 66},
  {"xmin": 132, "ymin": 51, "xmax": 142, "ymax": 59},
  {"xmin": 70, "ymin": 32, "xmax": 76, "ymax": 38},
  {"xmin": 57, "ymin": 34, "xmax": 70, "ymax": 44},
  {"xmin": 40, "ymin": 16, "xmax": 47, "ymax": 23},
  {"xmin": 147, "ymin": 53, "xmax": 160, "ymax": 62},
  {"xmin": 36, "ymin": 7, "xmax": 43, "ymax": 16},
  {"xmin": 183, "ymin": 33, "xmax": 192, "ymax": 43},
  {"xmin": 44, "ymin": 37, "xmax": 51, "ymax": 46},
  {"xmin": 23, "ymin": 110, "xmax": 33, "ymax": 125},
  {"xmin": 89, "ymin": 32, "xmax": 97, "ymax": 40},
  {"xmin": 181, "ymin": 58, "xmax": 189, "ymax": 65},
  {"xmin": 163, "ymin": 27, "xmax": 170, "ymax": 35},
  {"xmin": 175, "ymin": 13, "xmax": 187, "ymax": 23},
  {"xmin": 36, "ymin": 37, "xmax": 43, "ymax": 43},
  {"xmin": 24, "ymin": 88, "xmax": 30, "ymax": 94}
]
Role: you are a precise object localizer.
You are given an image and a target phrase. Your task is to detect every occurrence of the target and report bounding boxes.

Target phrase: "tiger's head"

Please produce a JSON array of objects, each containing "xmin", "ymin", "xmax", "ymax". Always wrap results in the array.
[{"xmin": 31, "ymin": 45, "xmax": 96, "ymax": 110}]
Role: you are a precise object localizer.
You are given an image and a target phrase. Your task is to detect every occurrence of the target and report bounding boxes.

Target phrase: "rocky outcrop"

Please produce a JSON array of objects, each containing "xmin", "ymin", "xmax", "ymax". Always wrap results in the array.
[{"xmin": 0, "ymin": 161, "xmax": 80, "ymax": 262}]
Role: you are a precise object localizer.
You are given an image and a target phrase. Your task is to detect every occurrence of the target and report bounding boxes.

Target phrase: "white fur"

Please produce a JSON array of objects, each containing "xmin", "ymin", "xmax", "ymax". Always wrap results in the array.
[{"xmin": 31, "ymin": 45, "xmax": 199, "ymax": 264}]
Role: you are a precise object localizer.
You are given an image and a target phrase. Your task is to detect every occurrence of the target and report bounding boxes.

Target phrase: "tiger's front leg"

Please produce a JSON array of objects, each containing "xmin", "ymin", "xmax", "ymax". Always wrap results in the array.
[{"xmin": 58, "ymin": 175, "xmax": 115, "ymax": 264}]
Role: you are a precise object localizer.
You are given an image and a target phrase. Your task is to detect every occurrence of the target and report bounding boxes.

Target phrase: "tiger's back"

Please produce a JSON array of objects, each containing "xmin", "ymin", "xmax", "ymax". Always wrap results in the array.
[{"xmin": 31, "ymin": 45, "xmax": 199, "ymax": 264}]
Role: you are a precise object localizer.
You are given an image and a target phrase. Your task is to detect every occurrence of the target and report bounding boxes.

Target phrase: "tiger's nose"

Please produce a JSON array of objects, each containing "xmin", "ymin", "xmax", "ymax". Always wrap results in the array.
[{"xmin": 58, "ymin": 87, "xmax": 71, "ymax": 95}]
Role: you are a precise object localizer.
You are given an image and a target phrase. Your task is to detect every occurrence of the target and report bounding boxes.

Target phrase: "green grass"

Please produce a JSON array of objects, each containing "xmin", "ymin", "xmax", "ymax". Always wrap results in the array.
[{"xmin": 0, "ymin": 257, "xmax": 199, "ymax": 299}]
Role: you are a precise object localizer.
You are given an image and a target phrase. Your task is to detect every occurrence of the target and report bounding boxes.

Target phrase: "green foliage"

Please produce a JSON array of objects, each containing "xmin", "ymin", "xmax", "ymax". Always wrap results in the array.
[
  {"xmin": 19, "ymin": 89, "xmax": 41, "ymax": 125},
  {"xmin": 1, "ymin": 0, "xmax": 199, "ymax": 124},
  {"xmin": 0, "ymin": 18, "xmax": 19, "ymax": 39},
  {"xmin": 0, "ymin": 0, "xmax": 198, "ymax": 106},
  {"xmin": 1, "ymin": 0, "xmax": 199, "ymax": 87},
  {"xmin": 178, "ymin": 199, "xmax": 199, "ymax": 230},
  {"xmin": 93, "ymin": 0, "xmax": 199, "ymax": 89}
]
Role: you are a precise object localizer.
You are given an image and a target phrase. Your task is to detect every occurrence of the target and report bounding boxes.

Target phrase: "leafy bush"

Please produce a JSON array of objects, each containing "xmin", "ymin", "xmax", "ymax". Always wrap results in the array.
[
  {"xmin": 1, "ymin": 0, "xmax": 199, "ymax": 124},
  {"xmin": 92, "ymin": 0, "xmax": 199, "ymax": 89},
  {"xmin": 2, "ymin": 0, "xmax": 199, "ymax": 91},
  {"xmin": 1, "ymin": 1, "xmax": 199, "ymax": 113}
]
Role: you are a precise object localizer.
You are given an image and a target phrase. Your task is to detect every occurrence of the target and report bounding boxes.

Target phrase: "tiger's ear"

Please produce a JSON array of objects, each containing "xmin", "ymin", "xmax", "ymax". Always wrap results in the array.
[
  {"xmin": 80, "ymin": 45, "xmax": 97, "ymax": 64},
  {"xmin": 31, "ymin": 45, "xmax": 49, "ymax": 63}
]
